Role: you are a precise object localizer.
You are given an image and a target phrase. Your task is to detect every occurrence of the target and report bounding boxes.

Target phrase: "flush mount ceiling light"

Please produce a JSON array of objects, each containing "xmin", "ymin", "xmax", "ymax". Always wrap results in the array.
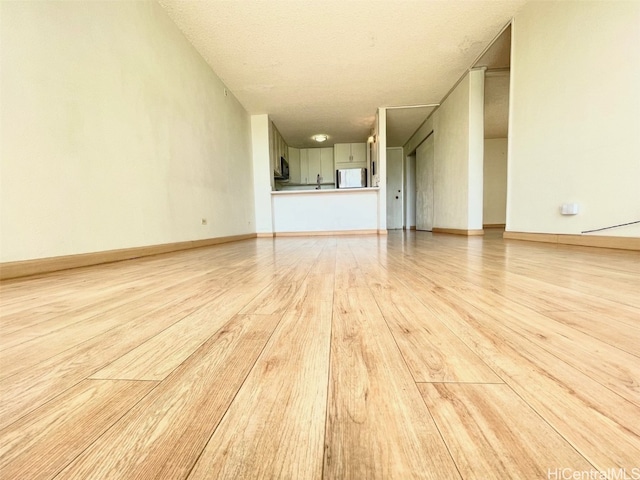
[{"xmin": 312, "ymin": 134, "xmax": 328, "ymax": 143}]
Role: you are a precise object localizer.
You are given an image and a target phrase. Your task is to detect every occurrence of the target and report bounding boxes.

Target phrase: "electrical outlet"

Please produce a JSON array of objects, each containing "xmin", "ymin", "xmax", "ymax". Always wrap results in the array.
[
  {"xmin": 561, "ymin": 203, "xmax": 579, "ymax": 215},
  {"xmin": 201, "ymin": 218, "xmax": 207, "ymax": 225},
  {"xmin": 224, "ymin": 88, "xmax": 228, "ymax": 97}
]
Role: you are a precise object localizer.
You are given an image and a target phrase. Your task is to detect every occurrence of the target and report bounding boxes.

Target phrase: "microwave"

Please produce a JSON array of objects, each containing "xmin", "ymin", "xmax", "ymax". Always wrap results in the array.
[
  {"xmin": 336, "ymin": 168, "xmax": 367, "ymax": 188},
  {"xmin": 275, "ymin": 156, "xmax": 289, "ymax": 180}
]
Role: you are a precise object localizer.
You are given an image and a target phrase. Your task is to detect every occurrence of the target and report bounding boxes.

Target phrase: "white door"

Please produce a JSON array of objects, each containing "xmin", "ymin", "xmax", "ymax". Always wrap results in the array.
[
  {"xmin": 416, "ymin": 133, "xmax": 434, "ymax": 231},
  {"xmin": 386, "ymin": 148, "xmax": 403, "ymax": 229}
]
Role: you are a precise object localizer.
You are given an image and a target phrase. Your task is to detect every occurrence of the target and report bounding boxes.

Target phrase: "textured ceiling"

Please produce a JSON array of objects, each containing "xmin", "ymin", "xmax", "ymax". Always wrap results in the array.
[
  {"xmin": 386, "ymin": 25, "xmax": 511, "ymax": 148},
  {"xmin": 159, "ymin": 0, "xmax": 526, "ymax": 148},
  {"xmin": 476, "ymin": 24, "xmax": 511, "ymax": 70},
  {"xmin": 386, "ymin": 106, "xmax": 437, "ymax": 148}
]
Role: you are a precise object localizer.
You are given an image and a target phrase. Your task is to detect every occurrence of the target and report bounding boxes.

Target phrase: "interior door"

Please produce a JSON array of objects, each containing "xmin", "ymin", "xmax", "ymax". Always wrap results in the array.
[
  {"xmin": 416, "ymin": 133, "xmax": 434, "ymax": 231},
  {"xmin": 386, "ymin": 148, "xmax": 403, "ymax": 229}
]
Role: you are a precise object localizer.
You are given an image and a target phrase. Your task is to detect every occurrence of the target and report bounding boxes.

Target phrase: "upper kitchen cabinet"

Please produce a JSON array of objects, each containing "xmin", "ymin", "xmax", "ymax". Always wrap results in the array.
[
  {"xmin": 301, "ymin": 147, "xmax": 334, "ymax": 185},
  {"xmin": 334, "ymin": 143, "xmax": 350, "ymax": 164},
  {"xmin": 299, "ymin": 149, "xmax": 309, "ymax": 184},
  {"xmin": 307, "ymin": 148, "xmax": 322, "ymax": 184},
  {"xmin": 320, "ymin": 147, "xmax": 334, "ymax": 183},
  {"xmin": 335, "ymin": 143, "xmax": 366, "ymax": 169},
  {"xmin": 274, "ymin": 144, "xmax": 335, "ymax": 189},
  {"xmin": 292, "ymin": 147, "xmax": 334, "ymax": 185},
  {"xmin": 270, "ymin": 121, "xmax": 288, "ymax": 177},
  {"xmin": 288, "ymin": 148, "xmax": 301, "ymax": 184}
]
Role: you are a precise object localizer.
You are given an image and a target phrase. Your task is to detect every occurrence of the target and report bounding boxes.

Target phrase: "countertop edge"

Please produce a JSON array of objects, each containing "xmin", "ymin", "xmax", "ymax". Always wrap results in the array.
[{"xmin": 272, "ymin": 187, "xmax": 380, "ymax": 195}]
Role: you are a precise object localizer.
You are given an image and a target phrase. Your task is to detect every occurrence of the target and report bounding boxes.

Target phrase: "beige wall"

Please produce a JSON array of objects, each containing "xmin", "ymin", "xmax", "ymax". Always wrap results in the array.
[
  {"xmin": 433, "ymin": 74, "xmax": 471, "ymax": 229},
  {"xmin": 404, "ymin": 117, "xmax": 434, "ymax": 158},
  {"xmin": 508, "ymin": 1, "xmax": 640, "ymax": 237},
  {"xmin": 483, "ymin": 138, "xmax": 508, "ymax": 225},
  {"xmin": 432, "ymin": 70, "xmax": 485, "ymax": 230},
  {"xmin": 251, "ymin": 115, "xmax": 273, "ymax": 235},
  {"xmin": 376, "ymin": 109, "xmax": 387, "ymax": 231},
  {"xmin": 0, "ymin": 1, "xmax": 255, "ymax": 262},
  {"xmin": 402, "ymin": 70, "xmax": 485, "ymax": 231}
]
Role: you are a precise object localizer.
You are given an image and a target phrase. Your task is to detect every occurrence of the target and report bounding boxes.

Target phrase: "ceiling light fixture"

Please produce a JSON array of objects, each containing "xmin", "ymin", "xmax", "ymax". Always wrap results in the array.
[{"xmin": 312, "ymin": 134, "xmax": 328, "ymax": 143}]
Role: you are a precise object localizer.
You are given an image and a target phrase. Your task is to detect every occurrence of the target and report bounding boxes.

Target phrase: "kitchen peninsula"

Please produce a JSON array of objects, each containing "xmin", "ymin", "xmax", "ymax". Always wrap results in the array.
[{"xmin": 271, "ymin": 187, "xmax": 381, "ymax": 235}]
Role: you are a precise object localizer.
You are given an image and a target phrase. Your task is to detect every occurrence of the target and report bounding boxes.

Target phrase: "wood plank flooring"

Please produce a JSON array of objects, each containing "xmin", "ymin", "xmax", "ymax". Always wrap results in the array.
[{"xmin": 1, "ymin": 231, "xmax": 639, "ymax": 479}]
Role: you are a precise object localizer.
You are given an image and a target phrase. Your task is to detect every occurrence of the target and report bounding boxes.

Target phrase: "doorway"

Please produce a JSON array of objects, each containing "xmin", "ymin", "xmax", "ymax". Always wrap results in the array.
[{"xmin": 477, "ymin": 24, "xmax": 511, "ymax": 230}]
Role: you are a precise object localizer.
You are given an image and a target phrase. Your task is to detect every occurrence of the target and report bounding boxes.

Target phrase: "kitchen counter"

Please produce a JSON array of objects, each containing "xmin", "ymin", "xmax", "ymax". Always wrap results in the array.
[
  {"xmin": 270, "ymin": 187, "xmax": 381, "ymax": 234},
  {"xmin": 275, "ymin": 182, "xmax": 335, "ymax": 187},
  {"xmin": 272, "ymin": 187, "xmax": 378, "ymax": 195},
  {"xmin": 274, "ymin": 182, "xmax": 337, "ymax": 192}
]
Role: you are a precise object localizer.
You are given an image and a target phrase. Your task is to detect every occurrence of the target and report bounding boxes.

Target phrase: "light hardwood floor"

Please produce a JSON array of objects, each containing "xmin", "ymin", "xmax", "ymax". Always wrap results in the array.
[{"xmin": 1, "ymin": 231, "xmax": 639, "ymax": 479}]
